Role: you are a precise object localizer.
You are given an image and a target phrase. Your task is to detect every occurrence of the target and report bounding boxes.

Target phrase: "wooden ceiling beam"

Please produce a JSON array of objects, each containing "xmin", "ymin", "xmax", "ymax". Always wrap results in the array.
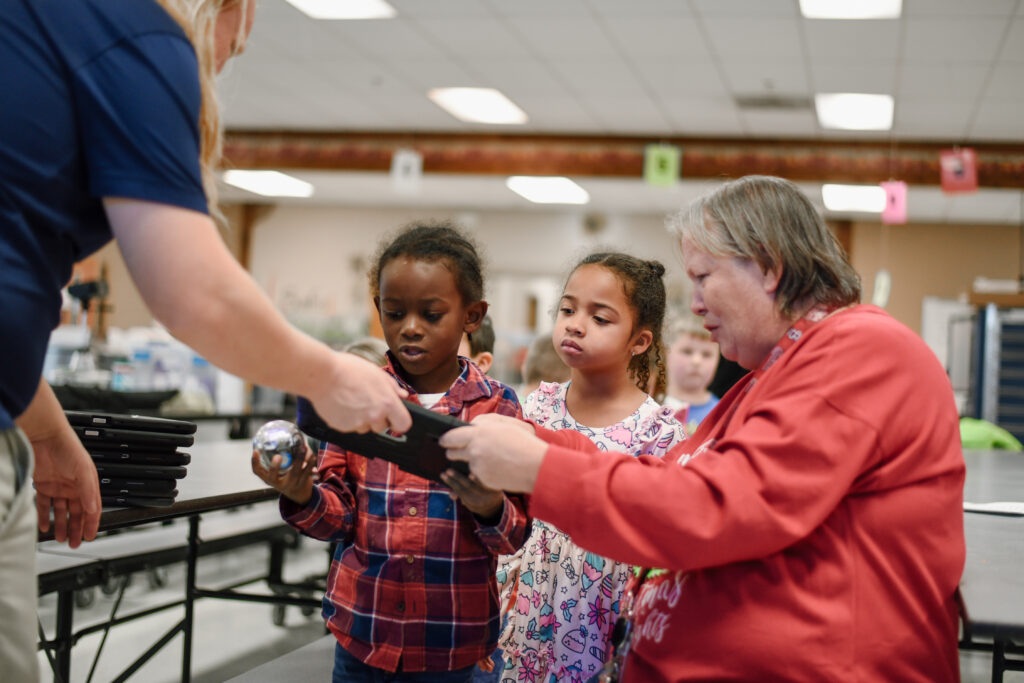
[{"xmin": 222, "ymin": 131, "xmax": 1024, "ymax": 189}]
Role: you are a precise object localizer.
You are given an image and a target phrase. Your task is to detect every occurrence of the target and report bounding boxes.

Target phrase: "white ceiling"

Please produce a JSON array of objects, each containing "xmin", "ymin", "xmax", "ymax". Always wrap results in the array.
[{"xmin": 217, "ymin": 0, "xmax": 1024, "ymax": 222}]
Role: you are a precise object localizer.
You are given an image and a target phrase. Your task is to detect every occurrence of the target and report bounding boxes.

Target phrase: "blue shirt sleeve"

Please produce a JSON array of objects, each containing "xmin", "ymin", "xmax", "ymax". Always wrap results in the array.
[{"xmin": 72, "ymin": 32, "xmax": 208, "ymax": 214}]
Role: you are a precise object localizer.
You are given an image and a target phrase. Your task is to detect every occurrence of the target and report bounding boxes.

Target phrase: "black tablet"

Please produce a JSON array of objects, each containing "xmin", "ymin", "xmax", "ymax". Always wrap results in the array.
[
  {"xmin": 88, "ymin": 450, "xmax": 191, "ymax": 466},
  {"xmin": 295, "ymin": 397, "xmax": 470, "ymax": 484},
  {"xmin": 101, "ymin": 495, "xmax": 176, "ymax": 508},
  {"xmin": 93, "ymin": 462, "xmax": 188, "ymax": 480},
  {"xmin": 73, "ymin": 425, "xmax": 194, "ymax": 451},
  {"xmin": 65, "ymin": 410, "xmax": 197, "ymax": 435},
  {"xmin": 98, "ymin": 477, "xmax": 178, "ymax": 495}
]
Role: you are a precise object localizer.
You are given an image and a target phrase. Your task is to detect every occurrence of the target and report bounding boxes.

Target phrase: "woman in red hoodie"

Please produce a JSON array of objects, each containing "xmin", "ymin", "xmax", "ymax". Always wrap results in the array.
[{"xmin": 443, "ymin": 175, "xmax": 964, "ymax": 683}]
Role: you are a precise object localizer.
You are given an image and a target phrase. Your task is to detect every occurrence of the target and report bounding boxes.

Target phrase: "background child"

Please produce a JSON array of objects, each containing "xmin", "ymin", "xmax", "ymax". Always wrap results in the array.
[
  {"xmin": 458, "ymin": 314, "xmax": 495, "ymax": 375},
  {"xmin": 496, "ymin": 252, "xmax": 687, "ymax": 683},
  {"xmin": 254, "ymin": 222, "xmax": 530, "ymax": 682},
  {"xmin": 518, "ymin": 333, "xmax": 571, "ymax": 399},
  {"xmin": 662, "ymin": 313, "xmax": 721, "ymax": 434},
  {"xmin": 341, "ymin": 335, "xmax": 389, "ymax": 367}
]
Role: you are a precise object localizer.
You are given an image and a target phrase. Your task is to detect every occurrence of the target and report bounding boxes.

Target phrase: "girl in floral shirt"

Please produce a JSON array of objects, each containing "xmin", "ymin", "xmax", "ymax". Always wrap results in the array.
[{"xmin": 496, "ymin": 252, "xmax": 687, "ymax": 683}]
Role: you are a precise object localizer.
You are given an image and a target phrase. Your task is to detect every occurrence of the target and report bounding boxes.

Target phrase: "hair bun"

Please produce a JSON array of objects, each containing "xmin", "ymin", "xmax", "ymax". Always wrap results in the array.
[{"xmin": 647, "ymin": 260, "xmax": 666, "ymax": 278}]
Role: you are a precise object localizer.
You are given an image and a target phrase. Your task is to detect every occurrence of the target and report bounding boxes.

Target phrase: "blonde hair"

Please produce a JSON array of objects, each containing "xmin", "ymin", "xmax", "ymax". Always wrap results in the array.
[
  {"xmin": 153, "ymin": 0, "xmax": 250, "ymax": 225},
  {"xmin": 669, "ymin": 175, "xmax": 861, "ymax": 317},
  {"xmin": 666, "ymin": 311, "xmax": 713, "ymax": 343}
]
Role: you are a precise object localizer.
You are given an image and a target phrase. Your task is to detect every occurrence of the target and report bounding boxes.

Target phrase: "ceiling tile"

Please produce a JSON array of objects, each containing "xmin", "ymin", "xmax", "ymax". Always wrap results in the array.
[
  {"xmin": 506, "ymin": 15, "xmax": 620, "ymax": 58},
  {"xmin": 804, "ymin": 20, "xmax": 901, "ymax": 62},
  {"xmin": 319, "ymin": 18, "xmax": 448, "ymax": 59},
  {"xmin": 903, "ymin": 0, "xmax": 1017, "ymax": 17},
  {"xmin": 636, "ymin": 61, "xmax": 731, "ymax": 97},
  {"xmin": 413, "ymin": 18, "xmax": 529, "ymax": 59},
  {"xmin": 969, "ymin": 101, "xmax": 1024, "ymax": 139},
  {"xmin": 663, "ymin": 97, "xmax": 745, "ymax": 135},
  {"xmin": 982, "ymin": 63, "xmax": 1024, "ymax": 100},
  {"xmin": 599, "ymin": 15, "xmax": 710, "ymax": 58},
  {"xmin": 389, "ymin": 0, "xmax": 494, "ymax": 18},
  {"xmin": 552, "ymin": 59, "xmax": 650, "ymax": 98},
  {"xmin": 385, "ymin": 58, "xmax": 482, "ymax": 91},
  {"xmin": 486, "ymin": 0, "xmax": 592, "ymax": 18},
  {"xmin": 812, "ymin": 62, "xmax": 898, "ymax": 94},
  {"xmin": 1000, "ymin": 18, "xmax": 1024, "ymax": 62},
  {"xmin": 580, "ymin": 94, "xmax": 674, "ymax": 132},
  {"xmin": 739, "ymin": 109, "xmax": 820, "ymax": 137},
  {"xmin": 702, "ymin": 17, "xmax": 804, "ymax": 60},
  {"xmin": 508, "ymin": 94, "xmax": 603, "ymax": 131},
  {"xmin": 721, "ymin": 59, "xmax": 810, "ymax": 95},
  {"xmin": 903, "ymin": 18, "xmax": 1007, "ymax": 63},
  {"xmin": 691, "ymin": 0, "xmax": 798, "ymax": 16},
  {"xmin": 587, "ymin": 0, "xmax": 694, "ymax": 17},
  {"xmin": 898, "ymin": 64, "xmax": 992, "ymax": 100},
  {"xmin": 469, "ymin": 59, "xmax": 571, "ymax": 97},
  {"xmin": 891, "ymin": 98, "xmax": 974, "ymax": 139}
]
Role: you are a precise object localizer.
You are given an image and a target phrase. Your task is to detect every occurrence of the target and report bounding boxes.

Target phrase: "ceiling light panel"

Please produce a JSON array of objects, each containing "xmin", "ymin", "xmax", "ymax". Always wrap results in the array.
[
  {"xmin": 799, "ymin": 0, "xmax": 901, "ymax": 19},
  {"xmin": 821, "ymin": 184, "xmax": 886, "ymax": 212},
  {"xmin": 815, "ymin": 93, "xmax": 894, "ymax": 130},
  {"xmin": 428, "ymin": 88, "xmax": 528, "ymax": 125},
  {"xmin": 506, "ymin": 176, "xmax": 590, "ymax": 205},
  {"xmin": 284, "ymin": 0, "xmax": 396, "ymax": 20},
  {"xmin": 223, "ymin": 170, "xmax": 314, "ymax": 198}
]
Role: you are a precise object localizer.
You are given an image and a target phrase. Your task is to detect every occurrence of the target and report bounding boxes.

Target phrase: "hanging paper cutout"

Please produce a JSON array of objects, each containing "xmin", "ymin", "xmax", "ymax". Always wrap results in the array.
[
  {"xmin": 881, "ymin": 180, "xmax": 907, "ymax": 225},
  {"xmin": 939, "ymin": 148, "xmax": 978, "ymax": 194}
]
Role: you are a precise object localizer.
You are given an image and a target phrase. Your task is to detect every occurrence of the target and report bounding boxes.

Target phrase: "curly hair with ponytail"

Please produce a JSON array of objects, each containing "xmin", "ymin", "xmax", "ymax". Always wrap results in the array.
[{"xmin": 568, "ymin": 252, "xmax": 668, "ymax": 394}]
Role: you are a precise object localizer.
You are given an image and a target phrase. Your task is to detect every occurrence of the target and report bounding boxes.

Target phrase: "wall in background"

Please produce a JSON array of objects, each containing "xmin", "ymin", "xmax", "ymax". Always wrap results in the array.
[
  {"xmin": 91, "ymin": 202, "xmax": 1023, "ymax": 371},
  {"xmin": 849, "ymin": 221, "xmax": 1020, "ymax": 334}
]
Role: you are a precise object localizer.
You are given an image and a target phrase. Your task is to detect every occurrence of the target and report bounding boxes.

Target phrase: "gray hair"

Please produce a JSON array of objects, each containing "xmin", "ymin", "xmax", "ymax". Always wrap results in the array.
[{"xmin": 669, "ymin": 175, "xmax": 861, "ymax": 316}]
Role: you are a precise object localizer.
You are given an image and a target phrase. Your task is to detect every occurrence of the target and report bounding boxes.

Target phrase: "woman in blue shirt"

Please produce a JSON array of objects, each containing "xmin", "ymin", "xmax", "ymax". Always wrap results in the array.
[{"xmin": 0, "ymin": 2, "xmax": 410, "ymax": 678}]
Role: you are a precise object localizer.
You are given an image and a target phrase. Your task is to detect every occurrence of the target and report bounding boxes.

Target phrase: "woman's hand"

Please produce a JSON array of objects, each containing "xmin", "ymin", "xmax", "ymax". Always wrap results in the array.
[
  {"xmin": 31, "ymin": 430, "xmax": 101, "ymax": 547},
  {"xmin": 251, "ymin": 441, "xmax": 317, "ymax": 505},
  {"xmin": 14, "ymin": 379, "xmax": 100, "ymax": 547},
  {"xmin": 440, "ymin": 414, "xmax": 547, "ymax": 494},
  {"xmin": 312, "ymin": 352, "xmax": 411, "ymax": 435}
]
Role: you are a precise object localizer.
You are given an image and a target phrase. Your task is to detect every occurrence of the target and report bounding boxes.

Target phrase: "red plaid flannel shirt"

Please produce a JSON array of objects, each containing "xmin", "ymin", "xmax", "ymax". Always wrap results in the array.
[{"xmin": 281, "ymin": 356, "xmax": 530, "ymax": 672}]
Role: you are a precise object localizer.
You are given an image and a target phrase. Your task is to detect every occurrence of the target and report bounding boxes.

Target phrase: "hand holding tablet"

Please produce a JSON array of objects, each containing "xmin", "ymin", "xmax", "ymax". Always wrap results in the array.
[{"xmin": 296, "ymin": 397, "xmax": 470, "ymax": 484}]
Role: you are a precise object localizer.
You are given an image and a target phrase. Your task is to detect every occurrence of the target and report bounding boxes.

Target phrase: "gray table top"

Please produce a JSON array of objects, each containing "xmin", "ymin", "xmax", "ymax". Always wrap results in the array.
[{"xmin": 960, "ymin": 449, "xmax": 1024, "ymax": 639}]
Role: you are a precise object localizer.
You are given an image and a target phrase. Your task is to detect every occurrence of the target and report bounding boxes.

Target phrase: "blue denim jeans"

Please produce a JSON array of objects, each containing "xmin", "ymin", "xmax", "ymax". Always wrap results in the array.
[{"xmin": 333, "ymin": 642, "xmax": 476, "ymax": 683}]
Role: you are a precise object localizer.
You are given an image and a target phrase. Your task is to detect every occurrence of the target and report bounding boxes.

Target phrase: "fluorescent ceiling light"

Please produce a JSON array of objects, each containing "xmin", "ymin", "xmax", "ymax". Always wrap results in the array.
[
  {"xmin": 800, "ymin": 0, "xmax": 901, "ymax": 19},
  {"xmin": 821, "ymin": 184, "xmax": 886, "ymax": 212},
  {"xmin": 283, "ymin": 0, "xmax": 396, "ymax": 20},
  {"xmin": 815, "ymin": 93, "xmax": 894, "ymax": 131},
  {"xmin": 506, "ymin": 176, "xmax": 589, "ymax": 205},
  {"xmin": 223, "ymin": 170, "xmax": 314, "ymax": 198},
  {"xmin": 428, "ymin": 88, "xmax": 528, "ymax": 125}
]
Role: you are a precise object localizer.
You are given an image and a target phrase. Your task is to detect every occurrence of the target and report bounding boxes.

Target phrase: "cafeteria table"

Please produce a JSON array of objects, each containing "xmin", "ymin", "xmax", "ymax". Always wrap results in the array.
[
  {"xmin": 37, "ymin": 438, "xmax": 319, "ymax": 683},
  {"xmin": 961, "ymin": 449, "xmax": 1024, "ymax": 683}
]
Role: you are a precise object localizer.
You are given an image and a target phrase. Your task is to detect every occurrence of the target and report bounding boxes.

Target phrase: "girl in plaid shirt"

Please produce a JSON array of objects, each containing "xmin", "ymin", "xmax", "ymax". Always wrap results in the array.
[{"xmin": 254, "ymin": 223, "xmax": 530, "ymax": 682}]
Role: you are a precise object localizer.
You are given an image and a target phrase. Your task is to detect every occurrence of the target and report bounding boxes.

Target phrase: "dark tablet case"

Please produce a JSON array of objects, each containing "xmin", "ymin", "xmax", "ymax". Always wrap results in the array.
[
  {"xmin": 74, "ymin": 425, "xmax": 194, "ymax": 452},
  {"xmin": 98, "ymin": 477, "xmax": 179, "ymax": 495},
  {"xmin": 295, "ymin": 397, "xmax": 470, "ymax": 483},
  {"xmin": 65, "ymin": 410, "xmax": 197, "ymax": 435},
  {"xmin": 93, "ymin": 461, "xmax": 188, "ymax": 480},
  {"xmin": 102, "ymin": 495, "xmax": 176, "ymax": 508},
  {"xmin": 88, "ymin": 450, "xmax": 191, "ymax": 466}
]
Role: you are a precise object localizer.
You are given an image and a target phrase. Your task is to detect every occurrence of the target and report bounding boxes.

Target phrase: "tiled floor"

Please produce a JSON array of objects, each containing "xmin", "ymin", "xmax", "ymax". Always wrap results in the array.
[{"xmin": 37, "ymin": 534, "xmax": 1024, "ymax": 682}]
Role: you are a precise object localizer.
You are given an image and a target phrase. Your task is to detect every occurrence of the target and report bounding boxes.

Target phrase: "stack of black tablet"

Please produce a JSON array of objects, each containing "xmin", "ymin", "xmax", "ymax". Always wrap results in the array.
[{"xmin": 65, "ymin": 411, "xmax": 197, "ymax": 508}]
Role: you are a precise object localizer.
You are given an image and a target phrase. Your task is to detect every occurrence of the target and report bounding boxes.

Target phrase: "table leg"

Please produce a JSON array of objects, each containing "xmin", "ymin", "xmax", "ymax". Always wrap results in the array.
[
  {"xmin": 55, "ymin": 589, "xmax": 74, "ymax": 683},
  {"xmin": 992, "ymin": 639, "xmax": 1006, "ymax": 683},
  {"xmin": 182, "ymin": 514, "xmax": 200, "ymax": 683}
]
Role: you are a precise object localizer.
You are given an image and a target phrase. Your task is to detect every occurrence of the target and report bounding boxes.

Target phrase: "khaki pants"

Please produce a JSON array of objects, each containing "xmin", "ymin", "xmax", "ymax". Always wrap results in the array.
[{"xmin": 0, "ymin": 427, "xmax": 38, "ymax": 683}]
